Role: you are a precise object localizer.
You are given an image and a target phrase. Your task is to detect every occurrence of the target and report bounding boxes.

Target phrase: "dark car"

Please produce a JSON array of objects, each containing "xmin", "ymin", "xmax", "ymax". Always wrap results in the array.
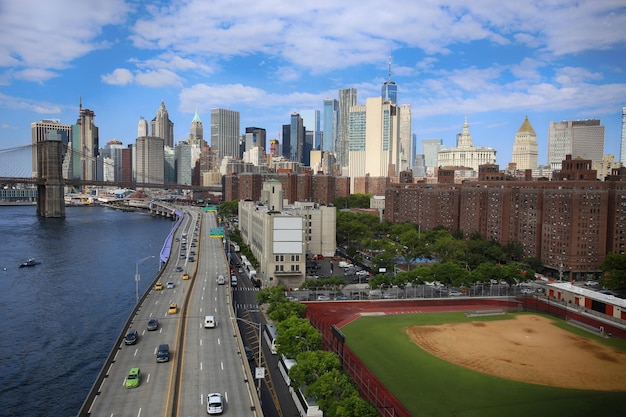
[
  {"xmin": 147, "ymin": 318, "xmax": 159, "ymax": 331},
  {"xmin": 124, "ymin": 329, "xmax": 138, "ymax": 345},
  {"xmin": 244, "ymin": 346, "xmax": 255, "ymax": 361}
]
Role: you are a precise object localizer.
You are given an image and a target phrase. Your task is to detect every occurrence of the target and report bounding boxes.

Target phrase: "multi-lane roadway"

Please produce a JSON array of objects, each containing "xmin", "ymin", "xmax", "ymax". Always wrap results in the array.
[{"xmin": 82, "ymin": 208, "xmax": 261, "ymax": 417}]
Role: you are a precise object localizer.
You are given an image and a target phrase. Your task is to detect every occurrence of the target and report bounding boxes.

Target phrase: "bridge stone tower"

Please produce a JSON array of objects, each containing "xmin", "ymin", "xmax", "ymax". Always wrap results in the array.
[{"xmin": 37, "ymin": 139, "xmax": 66, "ymax": 217}]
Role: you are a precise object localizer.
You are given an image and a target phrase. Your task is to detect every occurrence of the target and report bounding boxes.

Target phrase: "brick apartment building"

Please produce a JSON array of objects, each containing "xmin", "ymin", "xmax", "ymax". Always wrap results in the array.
[
  {"xmin": 385, "ymin": 162, "xmax": 626, "ymax": 280},
  {"xmin": 224, "ymin": 171, "xmax": 350, "ymax": 206}
]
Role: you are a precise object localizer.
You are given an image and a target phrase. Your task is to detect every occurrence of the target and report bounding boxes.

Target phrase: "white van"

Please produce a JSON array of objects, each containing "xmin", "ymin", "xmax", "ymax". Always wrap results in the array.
[
  {"xmin": 231, "ymin": 275, "xmax": 237, "ymax": 287},
  {"xmin": 217, "ymin": 274, "xmax": 225, "ymax": 285},
  {"xmin": 204, "ymin": 315, "xmax": 216, "ymax": 328}
]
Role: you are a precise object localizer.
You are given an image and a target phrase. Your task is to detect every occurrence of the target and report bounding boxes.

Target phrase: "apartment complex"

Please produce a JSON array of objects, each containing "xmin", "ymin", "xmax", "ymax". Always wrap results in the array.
[
  {"xmin": 384, "ymin": 163, "xmax": 626, "ymax": 280},
  {"xmin": 224, "ymin": 171, "xmax": 350, "ymax": 206},
  {"xmin": 238, "ymin": 180, "xmax": 337, "ymax": 288}
]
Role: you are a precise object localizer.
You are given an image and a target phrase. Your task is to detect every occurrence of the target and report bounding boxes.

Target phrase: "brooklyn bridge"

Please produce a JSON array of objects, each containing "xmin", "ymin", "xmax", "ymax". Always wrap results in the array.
[{"xmin": 0, "ymin": 142, "xmax": 222, "ymax": 217}]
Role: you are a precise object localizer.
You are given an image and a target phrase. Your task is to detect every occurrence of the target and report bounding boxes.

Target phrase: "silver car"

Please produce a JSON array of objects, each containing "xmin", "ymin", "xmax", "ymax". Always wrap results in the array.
[{"xmin": 207, "ymin": 393, "xmax": 223, "ymax": 414}]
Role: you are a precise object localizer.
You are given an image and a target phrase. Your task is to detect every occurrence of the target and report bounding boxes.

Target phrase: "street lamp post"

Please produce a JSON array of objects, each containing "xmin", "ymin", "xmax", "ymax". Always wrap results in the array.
[
  {"xmin": 135, "ymin": 255, "xmax": 156, "ymax": 303},
  {"xmin": 231, "ymin": 317, "xmax": 263, "ymax": 398}
]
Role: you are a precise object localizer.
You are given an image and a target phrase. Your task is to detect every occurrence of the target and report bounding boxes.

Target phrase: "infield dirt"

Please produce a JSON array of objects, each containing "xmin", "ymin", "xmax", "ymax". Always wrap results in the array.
[{"xmin": 406, "ymin": 314, "xmax": 626, "ymax": 391}]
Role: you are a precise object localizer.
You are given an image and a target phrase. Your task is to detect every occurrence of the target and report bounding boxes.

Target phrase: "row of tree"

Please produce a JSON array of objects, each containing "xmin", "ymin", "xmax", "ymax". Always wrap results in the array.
[{"xmin": 257, "ymin": 287, "xmax": 378, "ymax": 417}]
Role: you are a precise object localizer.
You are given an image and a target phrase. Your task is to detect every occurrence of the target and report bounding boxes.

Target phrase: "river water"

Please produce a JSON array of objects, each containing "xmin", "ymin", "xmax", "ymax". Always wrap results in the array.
[{"xmin": 0, "ymin": 205, "xmax": 173, "ymax": 417}]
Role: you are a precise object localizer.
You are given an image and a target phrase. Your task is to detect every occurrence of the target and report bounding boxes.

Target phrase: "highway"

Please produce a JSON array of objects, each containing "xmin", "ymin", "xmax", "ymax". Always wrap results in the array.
[{"xmin": 81, "ymin": 208, "xmax": 261, "ymax": 417}]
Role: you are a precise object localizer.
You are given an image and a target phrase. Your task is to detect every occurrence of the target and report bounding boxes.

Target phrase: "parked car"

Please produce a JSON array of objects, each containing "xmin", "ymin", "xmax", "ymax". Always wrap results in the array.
[
  {"xmin": 147, "ymin": 318, "xmax": 159, "ymax": 331},
  {"xmin": 125, "ymin": 367, "xmax": 140, "ymax": 388},
  {"xmin": 124, "ymin": 329, "xmax": 138, "ymax": 345},
  {"xmin": 244, "ymin": 346, "xmax": 255, "ymax": 361},
  {"xmin": 449, "ymin": 291, "xmax": 463, "ymax": 297}
]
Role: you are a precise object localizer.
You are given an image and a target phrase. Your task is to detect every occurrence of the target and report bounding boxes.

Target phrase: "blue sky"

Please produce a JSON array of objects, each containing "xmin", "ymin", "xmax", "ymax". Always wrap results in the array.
[{"xmin": 1, "ymin": 0, "xmax": 625, "ymax": 168}]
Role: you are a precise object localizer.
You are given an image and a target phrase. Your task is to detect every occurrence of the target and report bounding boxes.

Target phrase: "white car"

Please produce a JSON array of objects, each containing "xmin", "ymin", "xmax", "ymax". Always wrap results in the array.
[
  {"xmin": 207, "ymin": 393, "xmax": 223, "ymax": 414},
  {"xmin": 317, "ymin": 295, "xmax": 331, "ymax": 301},
  {"xmin": 166, "ymin": 282, "xmax": 174, "ymax": 289},
  {"xmin": 449, "ymin": 291, "xmax": 463, "ymax": 296}
]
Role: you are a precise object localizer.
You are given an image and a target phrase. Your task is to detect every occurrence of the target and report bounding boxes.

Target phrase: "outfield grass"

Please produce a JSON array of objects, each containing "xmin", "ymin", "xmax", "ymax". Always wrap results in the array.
[{"xmin": 342, "ymin": 312, "xmax": 626, "ymax": 417}]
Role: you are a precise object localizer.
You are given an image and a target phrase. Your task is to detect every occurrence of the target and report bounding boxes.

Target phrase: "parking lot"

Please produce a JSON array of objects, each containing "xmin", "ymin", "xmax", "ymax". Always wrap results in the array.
[{"xmin": 296, "ymin": 256, "xmax": 546, "ymax": 301}]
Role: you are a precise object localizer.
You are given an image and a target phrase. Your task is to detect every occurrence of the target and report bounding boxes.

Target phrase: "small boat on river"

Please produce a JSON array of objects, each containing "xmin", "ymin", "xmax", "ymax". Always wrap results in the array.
[{"xmin": 19, "ymin": 258, "xmax": 41, "ymax": 268}]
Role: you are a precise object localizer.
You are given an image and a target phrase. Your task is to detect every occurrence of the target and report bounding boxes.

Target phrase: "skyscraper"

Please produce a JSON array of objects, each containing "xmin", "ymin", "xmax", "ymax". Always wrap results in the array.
[
  {"xmin": 188, "ymin": 109, "xmax": 204, "ymax": 147},
  {"xmin": 337, "ymin": 88, "xmax": 357, "ymax": 168},
  {"xmin": 511, "ymin": 115, "xmax": 538, "ymax": 170},
  {"xmin": 381, "ymin": 57, "xmax": 397, "ymax": 104},
  {"xmin": 290, "ymin": 113, "xmax": 306, "ymax": 164},
  {"xmin": 211, "ymin": 108, "xmax": 240, "ymax": 161},
  {"xmin": 347, "ymin": 97, "xmax": 402, "ymax": 185},
  {"xmin": 619, "ymin": 106, "xmax": 626, "ymax": 166},
  {"xmin": 548, "ymin": 119, "xmax": 605, "ymax": 170},
  {"xmin": 136, "ymin": 136, "xmax": 164, "ymax": 184},
  {"xmin": 422, "ymin": 138, "xmax": 443, "ymax": 176},
  {"xmin": 138, "ymin": 117, "xmax": 148, "ymax": 138},
  {"xmin": 399, "ymin": 104, "xmax": 412, "ymax": 171},
  {"xmin": 70, "ymin": 99, "xmax": 99, "ymax": 180},
  {"xmin": 300, "ymin": 109, "xmax": 321, "ymax": 150},
  {"xmin": 281, "ymin": 124, "xmax": 291, "ymax": 160},
  {"xmin": 244, "ymin": 127, "xmax": 266, "ymax": 153},
  {"xmin": 322, "ymin": 98, "xmax": 338, "ymax": 153},
  {"xmin": 150, "ymin": 101, "xmax": 174, "ymax": 148},
  {"xmin": 31, "ymin": 119, "xmax": 71, "ymax": 177},
  {"xmin": 175, "ymin": 142, "xmax": 192, "ymax": 185}
]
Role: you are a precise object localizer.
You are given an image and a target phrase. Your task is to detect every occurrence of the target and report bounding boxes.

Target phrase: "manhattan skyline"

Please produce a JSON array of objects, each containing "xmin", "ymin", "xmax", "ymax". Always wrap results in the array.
[{"xmin": 0, "ymin": 0, "xmax": 625, "ymax": 167}]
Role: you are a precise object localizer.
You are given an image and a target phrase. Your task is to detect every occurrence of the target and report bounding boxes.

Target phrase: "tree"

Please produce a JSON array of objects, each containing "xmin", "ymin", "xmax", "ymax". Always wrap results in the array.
[
  {"xmin": 276, "ymin": 316, "xmax": 322, "ymax": 358},
  {"xmin": 600, "ymin": 253, "xmax": 626, "ymax": 291},
  {"xmin": 306, "ymin": 369, "xmax": 355, "ymax": 413},
  {"xmin": 431, "ymin": 235, "xmax": 468, "ymax": 264},
  {"xmin": 219, "ymin": 200, "xmax": 239, "ymax": 217},
  {"xmin": 289, "ymin": 350, "xmax": 341, "ymax": 389},
  {"xmin": 256, "ymin": 286, "xmax": 308, "ymax": 321},
  {"xmin": 334, "ymin": 393, "xmax": 379, "ymax": 417},
  {"xmin": 430, "ymin": 262, "xmax": 469, "ymax": 287},
  {"xmin": 268, "ymin": 300, "xmax": 307, "ymax": 322}
]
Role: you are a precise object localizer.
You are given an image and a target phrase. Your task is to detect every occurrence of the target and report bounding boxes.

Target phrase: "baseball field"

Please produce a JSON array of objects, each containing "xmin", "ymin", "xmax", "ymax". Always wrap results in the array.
[{"xmin": 341, "ymin": 312, "xmax": 626, "ymax": 417}]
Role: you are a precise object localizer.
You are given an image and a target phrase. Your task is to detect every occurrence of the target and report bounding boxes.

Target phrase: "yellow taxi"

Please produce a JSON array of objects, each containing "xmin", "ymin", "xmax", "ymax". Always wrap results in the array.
[
  {"xmin": 154, "ymin": 282, "xmax": 163, "ymax": 291},
  {"xmin": 168, "ymin": 303, "xmax": 178, "ymax": 314},
  {"xmin": 182, "ymin": 272, "xmax": 190, "ymax": 280}
]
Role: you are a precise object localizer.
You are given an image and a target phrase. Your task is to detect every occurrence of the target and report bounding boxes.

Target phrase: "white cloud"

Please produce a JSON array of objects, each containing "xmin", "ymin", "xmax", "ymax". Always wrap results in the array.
[
  {"xmin": 0, "ymin": 92, "xmax": 62, "ymax": 114},
  {"xmin": 0, "ymin": 0, "xmax": 128, "ymax": 70},
  {"xmin": 102, "ymin": 68, "xmax": 134, "ymax": 86},
  {"xmin": 13, "ymin": 69, "xmax": 59, "ymax": 83},
  {"xmin": 135, "ymin": 69, "xmax": 183, "ymax": 87}
]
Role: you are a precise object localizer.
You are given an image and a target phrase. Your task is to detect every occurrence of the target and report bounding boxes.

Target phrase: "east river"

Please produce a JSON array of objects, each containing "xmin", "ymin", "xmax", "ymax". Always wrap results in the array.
[{"xmin": 0, "ymin": 205, "xmax": 173, "ymax": 417}]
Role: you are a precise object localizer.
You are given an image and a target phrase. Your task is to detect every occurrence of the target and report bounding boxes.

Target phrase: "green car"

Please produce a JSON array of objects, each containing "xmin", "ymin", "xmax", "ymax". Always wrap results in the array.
[{"xmin": 125, "ymin": 367, "xmax": 140, "ymax": 388}]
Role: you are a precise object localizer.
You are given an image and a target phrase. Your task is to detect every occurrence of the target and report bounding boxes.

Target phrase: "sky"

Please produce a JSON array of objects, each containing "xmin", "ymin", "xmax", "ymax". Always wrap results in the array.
[{"xmin": 1, "ymin": 0, "xmax": 625, "ymax": 169}]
